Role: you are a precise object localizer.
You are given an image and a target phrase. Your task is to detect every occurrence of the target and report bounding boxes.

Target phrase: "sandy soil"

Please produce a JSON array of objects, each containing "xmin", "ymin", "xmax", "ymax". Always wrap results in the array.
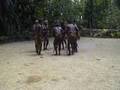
[{"xmin": 0, "ymin": 37, "xmax": 120, "ymax": 90}]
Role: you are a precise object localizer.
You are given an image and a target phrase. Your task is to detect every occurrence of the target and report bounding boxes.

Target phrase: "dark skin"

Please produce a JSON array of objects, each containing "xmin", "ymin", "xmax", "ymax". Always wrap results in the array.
[
  {"xmin": 67, "ymin": 32, "xmax": 76, "ymax": 55},
  {"xmin": 33, "ymin": 22, "xmax": 42, "ymax": 55},
  {"xmin": 61, "ymin": 22, "xmax": 67, "ymax": 50},
  {"xmin": 35, "ymin": 34, "xmax": 42, "ymax": 55},
  {"xmin": 42, "ymin": 23, "xmax": 49, "ymax": 50},
  {"xmin": 53, "ymin": 36, "xmax": 62, "ymax": 55},
  {"xmin": 53, "ymin": 26, "xmax": 63, "ymax": 55},
  {"xmin": 65, "ymin": 23, "xmax": 79, "ymax": 55}
]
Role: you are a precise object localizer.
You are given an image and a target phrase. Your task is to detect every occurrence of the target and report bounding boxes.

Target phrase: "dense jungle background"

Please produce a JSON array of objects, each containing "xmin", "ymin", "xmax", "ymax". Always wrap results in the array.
[{"xmin": 0, "ymin": 0, "xmax": 120, "ymax": 42}]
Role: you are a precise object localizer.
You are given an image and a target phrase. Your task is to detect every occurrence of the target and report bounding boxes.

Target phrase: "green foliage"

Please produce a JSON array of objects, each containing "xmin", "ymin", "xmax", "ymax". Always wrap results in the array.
[
  {"xmin": 114, "ymin": 0, "xmax": 120, "ymax": 9},
  {"xmin": 34, "ymin": 0, "xmax": 83, "ymax": 21},
  {"xmin": 0, "ymin": 0, "xmax": 34, "ymax": 36},
  {"xmin": 0, "ymin": 0, "xmax": 120, "ymax": 39},
  {"xmin": 83, "ymin": 0, "xmax": 110, "ymax": 28},
  {"xmin": 111, "ymin": 31, "xmax": 120, "ymax": 38},
  {"xmin": 106, "ymin": 6, "xmax": 120, "ymax": 29}
]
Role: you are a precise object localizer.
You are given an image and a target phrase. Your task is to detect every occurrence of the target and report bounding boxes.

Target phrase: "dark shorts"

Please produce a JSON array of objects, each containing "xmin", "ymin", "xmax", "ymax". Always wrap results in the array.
[
  {"xmin": 43, "ymin": 32, "xmax": 48, "ymax": 40},
  {"xmin": 54, "ymin": 36, "xmax": 62, "ymax": 46}
]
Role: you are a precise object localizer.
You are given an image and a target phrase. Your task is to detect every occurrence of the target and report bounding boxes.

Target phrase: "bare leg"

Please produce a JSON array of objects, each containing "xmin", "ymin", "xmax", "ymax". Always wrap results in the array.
[
  {"xmin": 59, "ymin": 42, "xmax": 61, "ymax": 55},
  {"xmin": 54, "ymin": 39, "xmax": 58, "ymax": 55},
  {"xmin": 68, "ymin": 40, "xmax": 71, "ymax": 55},
  {"xmin": 43, "ymin": 40, "xmax": 46, "ymax": 50},
  {"xmin": 46, "ymin": 39, "xmax": 49, "ymax": 49}
]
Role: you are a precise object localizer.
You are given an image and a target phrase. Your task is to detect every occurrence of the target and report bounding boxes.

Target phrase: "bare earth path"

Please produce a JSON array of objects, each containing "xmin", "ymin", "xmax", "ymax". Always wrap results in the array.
[{"xmin": 0, "ymin": 37, "xmax": 120, "ymax": 90}]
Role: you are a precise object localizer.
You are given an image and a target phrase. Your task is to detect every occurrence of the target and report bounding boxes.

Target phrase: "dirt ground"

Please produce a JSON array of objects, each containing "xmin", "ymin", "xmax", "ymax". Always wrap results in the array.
[{"xmin": 0, "ymin": 37, "xmax": 120, "ymax": 90}]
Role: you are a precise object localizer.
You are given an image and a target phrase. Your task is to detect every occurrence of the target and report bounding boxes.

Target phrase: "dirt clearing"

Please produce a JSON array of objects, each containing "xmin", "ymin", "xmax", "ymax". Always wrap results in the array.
[{"xmin": 0, "ymin": 37, "xmax": 120, "ymax": 90}]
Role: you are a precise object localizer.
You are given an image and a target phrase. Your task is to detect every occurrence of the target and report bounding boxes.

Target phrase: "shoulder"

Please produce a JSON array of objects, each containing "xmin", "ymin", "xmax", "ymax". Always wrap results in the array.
[
  {"xmin": 58, "ymin": 27, "xmax": 62, "ymax": 29},
  {"xmin": 33, "ymin": 24, "xmax": 35, "ymax": 26},
  {"xmin": 74, "ymin": 24, "xmax": 77, "ymax": 27},
  {"xmin": 66, "ymin": 24, "xmax": 70, "ymax": 27}
]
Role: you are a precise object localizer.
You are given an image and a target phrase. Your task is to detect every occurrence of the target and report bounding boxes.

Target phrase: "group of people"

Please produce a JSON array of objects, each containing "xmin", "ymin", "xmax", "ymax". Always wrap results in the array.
[{"xmin": 32, "ymin": 19, "xmax": 80, "ymax": 55}]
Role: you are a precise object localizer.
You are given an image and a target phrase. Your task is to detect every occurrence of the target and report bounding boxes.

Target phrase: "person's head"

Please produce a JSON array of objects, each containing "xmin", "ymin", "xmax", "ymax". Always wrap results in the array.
[
  {"xmin": 35, "ymin": 20, "xmax": 39, "ymax": 24},
  {"xmin": 44, "ymin": 20, "xmax": 48, "ymax": 23},
  {"xmin": 67, "ymin": 19, "xmax": 73, "ymax": 24},
  {"xmin": 54, "ymin": 20, "xmax": 60, "ymax": 27},
  {"xmin": 43, "ymin": 20, "xmax": 48, "ymax": 26}
]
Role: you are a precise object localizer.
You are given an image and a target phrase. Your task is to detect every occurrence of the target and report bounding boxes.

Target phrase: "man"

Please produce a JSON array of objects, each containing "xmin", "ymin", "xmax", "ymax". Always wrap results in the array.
[
  {"xmin": 53, "ymin": 22, "xmax": 63, "ymax": 55},
  {"xmin": 73, "ymin": 20, "xmax": 80, "ymax": 40},
  {"xmin": 33, "ymin": 20, "xmax": 42, "ymax": 55},
  {"xmin": 73, "ymin": 20, "xmax": 80, "ymax": 52},
  {"xmin": 65, "ymin": 20, "xmax": 79, "ymax": 55},
  {"xmin": 42, "ymin": 20, "xmax": 49, "ymax": 50},
  {"xmin": 60, "ymin": 20, "xmax": 67, "ymax": 49}
]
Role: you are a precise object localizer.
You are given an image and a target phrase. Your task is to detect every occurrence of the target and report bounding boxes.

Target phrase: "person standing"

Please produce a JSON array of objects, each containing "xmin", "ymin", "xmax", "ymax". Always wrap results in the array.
[
  {"xmin": 73, "ymin": 20, "xmax": 80, "ymax": 52},
  {"xmin": 65, "ymin": 20, "xmax": 79, "ymax": 55},
  {"xmin": 32, "ymin": 20, "xmax": 42, "ymax": 55},
  {"xmin": 42, "ymin": 20, "xmax": 49, "ymax": 50},
  {"xmin": 53, "ymin": 21, "xmax": 63, "ymax": 55},
  {"xmin": 60, "ymin": 20, "xmax": 67, "ymax": 49}
]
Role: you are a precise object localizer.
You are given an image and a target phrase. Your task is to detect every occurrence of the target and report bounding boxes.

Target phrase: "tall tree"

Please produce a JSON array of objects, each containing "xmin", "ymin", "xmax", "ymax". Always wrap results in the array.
[
  {"xmin": 83, "ymin": 0, "xmax": 110, "ymax": 29},
  {"xmin": 114, "ymin": 0, "xmax": 120, "ymax": 9},
  {"xmin": 83, "ymin": 0, "xmax": 95, "ymax": 28}
]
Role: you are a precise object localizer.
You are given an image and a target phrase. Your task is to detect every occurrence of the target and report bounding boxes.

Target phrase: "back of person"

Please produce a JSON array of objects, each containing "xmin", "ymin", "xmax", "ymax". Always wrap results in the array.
[
  {"xmin": 53, "ymin": 26, "xmax": 63, "ymax": 38},
  {"xmin": 33, "ymin": 23, "xmax": 43, "ymax": 44},
  {"xmin": 42, "ymin": 21, "xmax": 49, "ymax": 50},
  {"xmin": 42, "ymin": 24, "xmax": 48, "ymax": 36},
  {"xmin": 73, "ymin": 23, "xmax": 80, "ymax": 39},
  {"xmin": 66, "ymin": 24, "xmax": 77, "ymax": 37},
  {"xmin": 61, "ymin": 21, "xmax": 67, "ymax": 36},
  {"xmin": 32, "ymin": 20, "xmax": 42, "ymax": 55},
  {"xmin": 53, "ymin": 25, "xmax": 63, "ymax": 55},
  {"xmin": 33, "ymin": 23, "xmax": 42, "ymax": 36}
]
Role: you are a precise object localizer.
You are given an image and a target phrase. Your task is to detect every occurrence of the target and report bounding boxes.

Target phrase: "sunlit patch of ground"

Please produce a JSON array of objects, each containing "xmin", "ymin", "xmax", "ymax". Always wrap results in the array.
[{"xmin": 0, "ymin": 37, "xmax": 120, "ymax": 90}]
